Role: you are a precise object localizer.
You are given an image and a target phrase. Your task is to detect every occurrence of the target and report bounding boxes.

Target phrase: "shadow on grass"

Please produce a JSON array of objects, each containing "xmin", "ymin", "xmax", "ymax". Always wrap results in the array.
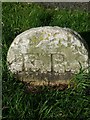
[
  {"xmin": 79, "ymin": 31, "xmax": 90, "ymax": 59},
  {"xmin": 79, "ymin": 31, "xmax": 90, "ymax": 50}
]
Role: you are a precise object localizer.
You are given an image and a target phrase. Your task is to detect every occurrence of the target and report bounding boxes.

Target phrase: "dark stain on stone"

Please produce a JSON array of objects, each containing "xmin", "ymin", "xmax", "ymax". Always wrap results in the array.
[{"xmin": 17, "ymin": 69, "xmax": 74, "ymax": 82}]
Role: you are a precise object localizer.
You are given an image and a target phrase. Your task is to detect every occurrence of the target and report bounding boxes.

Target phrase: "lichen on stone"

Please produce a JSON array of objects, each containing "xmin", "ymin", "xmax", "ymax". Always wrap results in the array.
[{"xmin": 7, "ymin": 26, "xmax": 89, "ymax": 83}]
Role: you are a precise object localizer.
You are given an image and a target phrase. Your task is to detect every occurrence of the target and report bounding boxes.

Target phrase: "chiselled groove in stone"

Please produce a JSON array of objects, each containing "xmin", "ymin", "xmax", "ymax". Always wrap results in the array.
[{"xmin": 51, "ymin": 54, "xmax": 54, "ymax": 74}]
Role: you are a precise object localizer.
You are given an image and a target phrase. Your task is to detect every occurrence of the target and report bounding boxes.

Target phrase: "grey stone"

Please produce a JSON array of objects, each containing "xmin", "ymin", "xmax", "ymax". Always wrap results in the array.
[{"xmin": 7, "ymin": 26, "xmax": 89, "ymax": 85}]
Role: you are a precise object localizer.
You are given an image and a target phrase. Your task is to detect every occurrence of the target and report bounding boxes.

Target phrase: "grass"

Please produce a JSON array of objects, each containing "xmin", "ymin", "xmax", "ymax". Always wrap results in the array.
[{"xmin": 2, "ymin": 2, "xmax": 90, "ymax": 120}]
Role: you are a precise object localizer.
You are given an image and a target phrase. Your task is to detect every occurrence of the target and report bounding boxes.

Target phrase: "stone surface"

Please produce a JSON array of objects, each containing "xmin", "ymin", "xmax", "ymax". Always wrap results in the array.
[{"xmin": 7, "ymin": 26, "xmax": 89, "ymax": 85}]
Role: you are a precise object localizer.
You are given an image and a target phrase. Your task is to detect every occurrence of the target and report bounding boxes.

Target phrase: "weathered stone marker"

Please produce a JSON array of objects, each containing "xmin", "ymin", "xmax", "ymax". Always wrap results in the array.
[{"xmin": 7, "ymin": 26, "xmax": 89, "ymax": 86}]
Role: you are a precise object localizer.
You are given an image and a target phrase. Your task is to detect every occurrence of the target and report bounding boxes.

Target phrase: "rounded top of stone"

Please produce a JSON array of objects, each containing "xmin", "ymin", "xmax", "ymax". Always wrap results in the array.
[
  {"xmin": 7, "ymin": 26, "xmax": 89, "ymax": 82},
  {"xmin": 8, "ymin": 26, "xmax": 88, "ymax": 54}
]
